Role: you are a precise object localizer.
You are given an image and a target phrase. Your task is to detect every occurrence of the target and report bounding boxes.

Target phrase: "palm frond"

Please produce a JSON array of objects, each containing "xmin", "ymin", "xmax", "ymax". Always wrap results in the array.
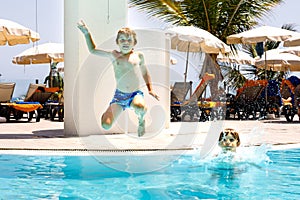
[
  {"xmin": 128, "ymin": 0, "xmax": 189, "ymax": 25},
  {"xmin": 221, "ymin": 64, "xmax": 247, "ymax": 89},
  {"xmin": 221, "ymin": 0, "xmax": 284, "ymax": 39}
]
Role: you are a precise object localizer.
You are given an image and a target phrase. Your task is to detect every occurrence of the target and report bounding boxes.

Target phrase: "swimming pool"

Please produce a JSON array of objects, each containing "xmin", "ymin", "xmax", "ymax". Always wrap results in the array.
[{"xmin": 0, "ymin": 147, "xmax": 299, "ymax": 199}]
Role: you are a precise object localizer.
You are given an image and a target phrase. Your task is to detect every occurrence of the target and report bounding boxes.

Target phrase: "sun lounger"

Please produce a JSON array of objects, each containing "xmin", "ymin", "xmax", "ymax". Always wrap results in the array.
[
  {"xmin": 294, "ymin": 84, "xmax": 300, "ymax": 120},
  {"xmin": 226, "ymin": 80, "xmax": 268, "ymax": 120},
  {"xmin": 170, "ymin": 73, "xmax": 215, "ymax": 121},
  {"xmin": 5, "ymin": 83, "xmax": 54, "ymax": 122},
  {"xmin": 280, "ymin": 76, "xmax": 300, "ymax": 121},
  {"xmin": 171, "ymin": 81, "xmax": 193, "ymax": 104},
  {"xmin": 0, "ymin": 82, "xmax": 15, "ymax": 102},
  {"xmin": 44, "ymin": 88, "xmax": 64, "ymax": 122},
  {"xmin": 257, "ymin": 80, "xmax": 282, "ymax": 118},
  {"xmin": 170, "ymin": 81, "xmax": 193, "ymax": 121},
  {"xmin": 0, "ymin": 82, "xmax": 16, "ymax": 121}
]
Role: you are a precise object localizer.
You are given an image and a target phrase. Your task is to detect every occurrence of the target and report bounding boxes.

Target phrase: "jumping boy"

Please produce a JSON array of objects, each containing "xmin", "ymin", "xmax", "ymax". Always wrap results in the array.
[{"xmin": 77, "ymin": 20, "xmax": 159, "ymax": 137}]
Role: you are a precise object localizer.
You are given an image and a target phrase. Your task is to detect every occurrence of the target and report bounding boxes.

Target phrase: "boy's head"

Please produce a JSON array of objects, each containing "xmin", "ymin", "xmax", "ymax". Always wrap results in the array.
[
  {"xmin": 218, "ymin": 128, "xmax": 240, "ymax": 152},
  {"xmin": 116, "ymin": 28, "xmax": 137, "ymax": 54},
  {"xmin": 116, "ymin": 27, "xmax": 137, "ymax": 45}
]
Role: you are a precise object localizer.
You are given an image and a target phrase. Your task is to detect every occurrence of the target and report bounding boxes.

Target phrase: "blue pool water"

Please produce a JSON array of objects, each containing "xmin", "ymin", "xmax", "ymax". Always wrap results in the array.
[{"xmin": 0, "ymin": 148, "xmax": 300, "ymax": 199}]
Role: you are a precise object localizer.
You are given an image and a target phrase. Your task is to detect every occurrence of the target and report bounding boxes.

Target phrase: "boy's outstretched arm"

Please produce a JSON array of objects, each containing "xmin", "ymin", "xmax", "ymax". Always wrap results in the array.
[
  {"xmin": 77, "ymin": 20, "xmax": 112, "ymax": 58},
  {"xmin": 139, "ymin": 52, "xmax": 160, "ymax": 101}
]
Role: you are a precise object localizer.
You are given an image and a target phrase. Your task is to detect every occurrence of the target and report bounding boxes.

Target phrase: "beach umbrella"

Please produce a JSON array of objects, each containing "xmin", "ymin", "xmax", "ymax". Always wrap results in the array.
[
  {"xmin": 217, "ymin": 50, "xmax": 255, "ymax": 65},
  {"xmin": 280, "ymin": 46, "xmax": 300, "ymax": 57},
  {"xmin": 255, "ymin": 49, "xmax": 300, "ymax": 72},
  {"xmin": 283, "ymin": 35, "xmax": 300, "ymax": 47},
  {"xmin": 12, "ymin": 42, "xmax": 64, "ymax": 88},
  {"xmin": 227, "ymin": 26, "xmax": 300, "ymax": 112},
  {"xmin": 226, "ymin": 26, "xmax": 300, "ymax": 69},
  {"xmin": 166, "ymin": 26, "xmax": 230, "ymax": 83},
  {"xmin": 227, "ymin": 26, "xmax": 300, "ymax": 45},
  {"xmin": 226, "ymin": 26, "xmax": 300, "ymax": 70},
  {"xmin": 12, "ymin": 42, "xmax": 64, "ymax": 65},
  {"xmin": 0, "ymin": 18, "xmax": 40, "ymax": 46}
]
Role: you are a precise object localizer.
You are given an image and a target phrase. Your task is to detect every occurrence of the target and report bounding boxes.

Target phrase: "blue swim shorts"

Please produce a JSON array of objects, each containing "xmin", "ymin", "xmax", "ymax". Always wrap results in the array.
[{"xmin": 110, "ymin": 89, "xmax": 144, "ymax": 110}]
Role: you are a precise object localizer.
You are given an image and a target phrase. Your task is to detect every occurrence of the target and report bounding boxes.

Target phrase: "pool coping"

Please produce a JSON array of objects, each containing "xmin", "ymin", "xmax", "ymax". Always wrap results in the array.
[{"xmin": 1, "ymin": 143, "xmax": 300, "ymax": 156}]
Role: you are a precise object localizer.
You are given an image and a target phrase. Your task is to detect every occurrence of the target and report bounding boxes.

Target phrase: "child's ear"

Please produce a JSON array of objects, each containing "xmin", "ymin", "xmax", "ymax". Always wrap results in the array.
[{"xmin": 235, "ymin": 134, "xmax": 241, "ymax": 146}]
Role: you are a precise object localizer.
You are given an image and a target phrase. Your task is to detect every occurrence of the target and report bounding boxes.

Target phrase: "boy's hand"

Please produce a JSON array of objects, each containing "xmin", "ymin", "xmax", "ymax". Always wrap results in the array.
[
  {"xmin": 149, "ymin": 91, "xmax": 160, "ymax": 101},
  {"xmin": 77, "ymin": 20, "xmax": 89, "ymax": 35}
]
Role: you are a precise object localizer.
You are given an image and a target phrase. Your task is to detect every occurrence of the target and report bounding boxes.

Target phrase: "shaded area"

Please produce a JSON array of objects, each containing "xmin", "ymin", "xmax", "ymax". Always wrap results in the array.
[
  {"xmin": 0, "ymin": 129, "xmax": 64, "ymax": 139},
  {"xmin": 263, "ymin": 120, "xmax": 300, "ymax": 124}
]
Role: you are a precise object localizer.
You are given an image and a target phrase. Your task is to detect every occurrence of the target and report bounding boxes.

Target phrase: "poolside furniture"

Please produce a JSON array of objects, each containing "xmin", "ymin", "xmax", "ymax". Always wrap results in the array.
[
  {"xmin": 294, "ymin": 84, "xmax": 300, "ymax": 121},
  {"xmin": 280, "ymin": 76, "xmax": 300, "ymax": 122},
  {"xmin": 45, "ymin": 102, "xmax": 64, "ymax": 122},
  {"xmin": 170, "ymin": 73, "xmax": 215, "ymax": 122},
  {"xmin": 0, "ymin": 82, "xmax": 16, "ymax": 102},
  {"xmin": 226, "ymin": 80, "xmax": 268, "ymax": 120},
  {"xmin": 170, "ymin": 81, "xmax": 193, "ymax": 121},
  {"xmin": 0, "ymin": 82, "xmax": 16, "ymax": 121},
  {"xmin": 25, "ymin": 84, "xmax": 56, "ymax": 104},
  {"xmin": 44, "ymin": 89, "xmax": 64, "ymax": 122},
  {"xmin": 4, "ymin": 83, "xmax": 56, "ymax": 122},
  {"xmin": 258, "ymin": 80, "xmax": 282, "ymax": 118}
]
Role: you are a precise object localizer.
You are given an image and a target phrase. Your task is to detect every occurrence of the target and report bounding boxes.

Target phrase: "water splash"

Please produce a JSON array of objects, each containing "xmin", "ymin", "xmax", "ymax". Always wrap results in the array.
[{"xmin": 197, "ymin": 143, "xmax": 271, "ymax": 167}]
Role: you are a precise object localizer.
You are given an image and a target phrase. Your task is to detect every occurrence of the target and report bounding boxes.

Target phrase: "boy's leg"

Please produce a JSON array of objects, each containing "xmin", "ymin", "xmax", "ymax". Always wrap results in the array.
[
  {"xmin": 101, "ymin": 103, "xmax": 123, "ymax": 130},
  {"xmin": 131, "ymin": 94, "xmax": 147, "ymax": 136}
]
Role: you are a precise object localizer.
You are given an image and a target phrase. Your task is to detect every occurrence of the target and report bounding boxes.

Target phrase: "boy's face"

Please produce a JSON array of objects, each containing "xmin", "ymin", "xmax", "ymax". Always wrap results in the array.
[
  {"xmin": 117, "ymin": 34, "xmax": 135, "ymax": 54},
  {"xmin": 219, "ymin": 132, "xmax": 239, "ymax": 152}
]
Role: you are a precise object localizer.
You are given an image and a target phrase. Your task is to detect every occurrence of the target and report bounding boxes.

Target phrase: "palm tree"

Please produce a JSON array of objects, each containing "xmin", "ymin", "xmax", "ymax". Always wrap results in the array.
[
  {"xmin": 129, "ymin": 0, "xmax": 283, "ymax": 41},
  {"xmin": 129, "ymin": 0, "xmax": 284, "ymax": 97}
]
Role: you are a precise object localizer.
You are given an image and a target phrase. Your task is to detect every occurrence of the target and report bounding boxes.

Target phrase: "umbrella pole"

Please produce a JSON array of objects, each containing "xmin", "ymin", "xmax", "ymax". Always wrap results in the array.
[
  {"xmin": 264, "ymin": 44, "xmax": 268, "ymax": 117},
  {"xmin": 184, "ymin": 42, "xmax": 191, "ymax": 84}
]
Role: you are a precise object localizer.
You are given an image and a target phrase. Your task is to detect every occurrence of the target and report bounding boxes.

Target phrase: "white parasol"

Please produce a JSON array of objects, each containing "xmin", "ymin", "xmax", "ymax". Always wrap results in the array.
[
  {"xmin": 217, "ymin": 50, "xmax": 255, "ymax": 65},
  {"xmin": 12, "ymin": 42, "xmax": 64, "ymax": 65},
  {"xmin": 283, "ymin": 35, "xmax": 300, "ymax": 47},
  {"xmin": 0, "ymin": 18, "xmax": 40, "ymax": 46},
  {"xmin": 166, "ymin": 26, "xmax": 230, "ymax": 83},
  {"xmin": 255, "ymin": 49, "xmax": 300, "ymax": 72}
]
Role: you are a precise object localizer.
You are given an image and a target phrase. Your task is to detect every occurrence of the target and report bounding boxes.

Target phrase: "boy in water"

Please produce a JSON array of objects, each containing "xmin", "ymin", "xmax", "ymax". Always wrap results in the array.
[
  {"xmin": 77, "ymin": 20, "xmax": 159, "ymax": 137},
  {"xmin": 218, "ymin": 128, "xmax": 241, "ymax": 153}
]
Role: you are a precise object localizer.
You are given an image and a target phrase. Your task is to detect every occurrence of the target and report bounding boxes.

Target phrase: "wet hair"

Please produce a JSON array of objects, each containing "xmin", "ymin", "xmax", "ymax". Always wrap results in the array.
[
  {"xmin": 218, "ymin": 128, "xmax": 241, "ymax": 147},
  {"xmin": 116, "ymin": 27, "xmax": 137, "ymax": 45}
]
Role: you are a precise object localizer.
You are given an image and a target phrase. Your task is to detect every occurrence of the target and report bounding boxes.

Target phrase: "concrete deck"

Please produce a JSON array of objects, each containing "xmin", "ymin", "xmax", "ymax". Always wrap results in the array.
[{"xmin": 1, "ymin": 115, "xmax": 300, "ymax": 152}]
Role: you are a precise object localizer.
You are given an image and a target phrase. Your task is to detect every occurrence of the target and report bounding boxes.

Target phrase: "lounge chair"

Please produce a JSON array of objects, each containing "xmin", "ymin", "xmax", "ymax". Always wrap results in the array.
[
  {"xmin": 44, "ymin": 90, "xmax": 64, "ymax": 122},
  {"xmin": 0, "ymin": 82, "xmax": 16, "ymax": 121},
  {"xmin": 258, "ymin": 80, "xmax": 282, "ymax": 118},
  {"xmin": 171, "ymin": 81, "xmax": 193, "ymax": 103},
  {"xmin": 226, "ymin": 80, "xmax": 268, "ymax": 120},
  {"xmin": 24, "ymin": 83, "xmax": 54, "ymax": 104},
  {"xmin": 170, "ymin": 81, "xmax": 193, "ymax": 121},
  {"xmin": 5, "ymin": 83, "xmax": 54, "ymax": 122},
  {"xmin": 170, "ymin": 73, "xmax": 215, "ymax": 121},
  {"xmin": 280, "ymin": 76, "xmax": 300, "ymax": 121},
  {"xmin": 294, "ymin": 84, "xmax": 300, "ymax": 121},
  {"xmin": 0, "ymin": 82, "xmax": 15, "ymax": 102}
]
